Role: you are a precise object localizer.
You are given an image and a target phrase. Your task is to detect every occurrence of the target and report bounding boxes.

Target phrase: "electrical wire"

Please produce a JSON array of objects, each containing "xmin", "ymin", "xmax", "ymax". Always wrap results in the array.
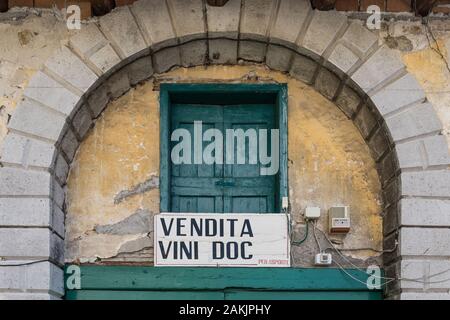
[
  {"xmin": 0, "ymin": 259, "xmax": 49, "ymax": 267},
  {"xmin": 312, "ymin": 221, "xmax": 322, "ymax": 252},
  {"xmin": 291, "ymin": 220, "xmax": 309, "ymax": 246},
  {"xmin": 314, "ymin": 225, "xmax": 450, "ymax": 285}
]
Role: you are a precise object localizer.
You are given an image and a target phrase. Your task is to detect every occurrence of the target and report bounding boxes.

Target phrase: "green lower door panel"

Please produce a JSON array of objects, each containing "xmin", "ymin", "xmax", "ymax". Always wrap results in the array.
[
  {"xmin": 64, "ymin": 266, "xmax": 383, "ymax": 300},
  {"xmin": 224, "ymin": 290, "xmax": 383, "ymax": 300},
  {"xmin": 66, "ymin": 290, "xmax": 225, "ymax": 300}
]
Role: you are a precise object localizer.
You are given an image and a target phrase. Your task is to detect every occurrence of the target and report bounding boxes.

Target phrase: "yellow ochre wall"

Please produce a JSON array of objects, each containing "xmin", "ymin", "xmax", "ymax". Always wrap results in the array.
[{"xmin": 65, "ymin": 65, "xmax": 383, "ymax": 267}]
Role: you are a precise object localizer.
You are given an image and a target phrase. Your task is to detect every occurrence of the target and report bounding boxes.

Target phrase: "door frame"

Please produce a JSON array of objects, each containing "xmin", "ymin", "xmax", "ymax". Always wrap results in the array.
[{"xmin": 159, "ymin": 83, "xmax": 288, "ymax": 213}]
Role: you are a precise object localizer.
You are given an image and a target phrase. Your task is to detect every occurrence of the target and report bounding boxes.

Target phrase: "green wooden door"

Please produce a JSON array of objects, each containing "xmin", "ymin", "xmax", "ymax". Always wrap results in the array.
[{"xmin": 170, "ymin": 104, "xmax": 276, "ymax": 213}]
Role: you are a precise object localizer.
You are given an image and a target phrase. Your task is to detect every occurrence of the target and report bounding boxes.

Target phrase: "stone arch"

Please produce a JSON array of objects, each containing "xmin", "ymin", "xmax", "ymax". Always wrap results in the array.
[{"xmin": 1, "ymin": 0, "xmax": 449, "ymax": 300}]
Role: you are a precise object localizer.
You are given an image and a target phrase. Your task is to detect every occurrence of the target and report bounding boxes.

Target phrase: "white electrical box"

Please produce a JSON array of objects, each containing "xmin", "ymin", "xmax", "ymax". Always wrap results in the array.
[
  {"xmin": 315, "ymin": 253, "xmax": 332, "ymax": 266},
  {"xmin": 329, "ymin": 206, "xmax": 351, "ymax": 233},
  {"xmin": 304, "ymin": 207, "xmax": 321, "ymax": 220}
]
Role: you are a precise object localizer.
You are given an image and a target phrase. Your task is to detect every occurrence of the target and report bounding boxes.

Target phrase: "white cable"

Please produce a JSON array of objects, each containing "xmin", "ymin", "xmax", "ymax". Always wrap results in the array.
[{"xmin": 315, "ymin": 225, "xmax": 450, "ymax": 285}]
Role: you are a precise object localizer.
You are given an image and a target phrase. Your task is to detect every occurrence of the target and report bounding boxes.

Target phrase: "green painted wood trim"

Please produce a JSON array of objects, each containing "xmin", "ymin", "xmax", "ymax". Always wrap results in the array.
[
  {"xmin": 159, "ymin": 83, "xmax": 289, "ymax": 213},
  {"xmin": 160, "ymin": 88, "xmax": 170, "ymax": 212},
  {"xmin": 66, "ymin": 289, "xmax": 382, "ymax": 300},
  {"xmin": 277, "ymin": 84, "xmax": 288, "ymax": 204},
  {"xmin": 64, "ymin": 266, "xmax": 383, "ymax": 292}
]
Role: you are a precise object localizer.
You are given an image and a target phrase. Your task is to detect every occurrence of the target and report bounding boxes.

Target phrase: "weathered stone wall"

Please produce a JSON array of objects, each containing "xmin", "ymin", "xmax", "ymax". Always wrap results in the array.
[
  {"xmin": 65, "ymin": 65, "xmax": 383, "ymax": 266},
  {"xmin": 0, "ymin": 2, "xmax": 450, "ymax": 299}
]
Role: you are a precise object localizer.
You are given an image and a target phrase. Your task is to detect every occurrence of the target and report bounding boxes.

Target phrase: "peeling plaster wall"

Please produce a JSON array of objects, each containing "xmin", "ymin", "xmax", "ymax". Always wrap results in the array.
[{"xmin": 65, "ymin": 65, "xmax": 383, "ymax": 267}]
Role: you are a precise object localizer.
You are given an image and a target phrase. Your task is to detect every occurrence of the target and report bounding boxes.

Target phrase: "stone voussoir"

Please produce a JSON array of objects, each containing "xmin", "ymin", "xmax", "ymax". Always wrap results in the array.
[
  {"xmin": 168, "ymin": 0, "xmax": 206, "ymax": 43},
  {"xmin": 385, "ymin": 102, "xmax": 443, "ymax": 143},
  {"xmin": 371, "ymin": 73, "xmax": 426, "ymax": 117},
  {"xmin": 69, "ymin": 23, "xmax": 122, "ymax": 76},
  {"xmin": 269, "ymin": 0, "xmax": 311, "ymax": 48},
  {"xmin": 44, "ymin": 46, "xmax": 99, "ymax": 95},
  {"xmin": 300, "ymin": 10, "xmax": 348, "ymax": 60},
  {"xmin": 7, "ymin": 98, "xmax": 67, "ymax": 143},
  {"xmin": 131, "ymin": 0, "xmax": 177, "ymax": 50},
  {"xmin": 206, "ymin": 0, "xmax": 241, "ymax": 39},
  {"xmin": 23, "ymin": 71, "xmax": 81, "ymax": 117},
  {"xmin": 99, "ymin": 6, "xmax": 148, "ymax": 59}
]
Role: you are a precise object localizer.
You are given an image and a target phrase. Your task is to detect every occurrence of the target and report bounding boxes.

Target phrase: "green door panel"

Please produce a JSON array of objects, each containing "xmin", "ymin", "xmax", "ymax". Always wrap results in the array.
[{"xmin": 170, "ymin": 104, "xmax": 277, "ymax": 213}]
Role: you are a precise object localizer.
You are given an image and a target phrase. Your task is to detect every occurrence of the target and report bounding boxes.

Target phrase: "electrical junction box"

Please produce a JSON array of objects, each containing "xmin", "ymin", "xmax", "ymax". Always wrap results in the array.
[
  {"xmin": 304, "ymin": 207, "xmax": 320, "ymax": 220},
  {"xmin": 329, "ymin": 206, "xmax": 351, "ymax": 234},
  {"xmin": 315, "ymin": 253, "xmax": 332, "ymax": 266}
]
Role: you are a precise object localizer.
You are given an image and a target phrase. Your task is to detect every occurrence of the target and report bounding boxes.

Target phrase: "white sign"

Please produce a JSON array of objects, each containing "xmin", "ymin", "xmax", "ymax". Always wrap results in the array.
[{"xmin": 154, "ymin": 213, "xmax": 290, "ymax": 267}]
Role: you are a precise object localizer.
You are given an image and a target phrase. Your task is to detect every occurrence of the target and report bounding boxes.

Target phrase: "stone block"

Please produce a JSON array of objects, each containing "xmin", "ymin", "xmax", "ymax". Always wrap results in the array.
[
  {"xmin": 0, "ymin": 198, "xmax": 51, "ymax": 227},
  {"xmin": 179, "ymin": 40, "xmax": 208, "ymax": 67},
  {"xmin": 167, "ymin": 0, "xmax": 206, "ymax": 42},
  {"xmin": 240, "ymin": 0, "xmax": 275, "ymax": 40},
  {"xmin": 354, "ymin": 104, "xmax": 378, "ymax": 139},
  {"xmin": 351, "ymin": 46, "xmax": 405, "ymax": 94},
  {"xmin": 69, "ymin": 23, "xmax": 121, "ymax": 75},
  {"xmin": 87, "ymin": 82, "xmax": 109, "ymax": 118},
  {"xmin": 385, "ymin": 102, "xmax": 442, "ymax": 142},
  {"xmin": 378, "ymin": 150, "xmax": 397, "ymax": 186},
  {"xmin": 52, "ymin": 179, "xmax": 65, "ymax": 210},
  {"xmin": 335, "ymin": 85, "xmax": 361, "ymax": 118},
  {"xmin": 54, "ymin": 154, "xmax": 69, "ymax": 185},
  {"xmin": 24, "ymin": 71, "xmax": 81, "ymax": 116},
  {"xmin": 8, "ymin": 98, "xmax": 67, "ymax": 142},
  {"xmin": 301, "ymin": 10, "xmax": 347, "ymax": 58},
  {"xmin": 400, "ymin": 227, "xmax": 450, "ymax": 256},
  {"xmin": 266, "ymin": 45, "xmax": 293, "ymax": 72},
  {"xmin": 207, "ymin": 0, "xmax": 241, "ymax": 38},
  {"xmin": 314, "ymin": 67, "xmax": 341, "ymax": 100},
  {"xmin": 153, "ymin": 46, "xmax": 181, "ymax": 73},
  {"xmin": 99, "ymin": 6, "xmax": 147, "ymax": 59},
  {"xmin": 0, "ymin": 167, "xmax": 51, "ymax": 197},
  {"xmin": 0, "ymin": 228, "xmax": 64, "ymax": 265},
  {"xmin": 395, "ymin": 135, "xmax": 450, "ymax": 170},
  {"xmin": 0, "ymin": 133, "xmax": 55, "ymax": 169},
  {"xmin": 60, "ymin": 128, "xmax": 79, "ymax": 162},
  {"xmin": 270, "ymin": 0, "xmax": 311, "ymax": 46},
  {"xmin": 341, "ymin": 21, "xmax": 378, "ymax": 57},
  {"xmin": 238, "ymin": 40, "xmax": 266, "ymax": 63},
  {"xmin": 106, "ymin": 68, "xmax": 131, "ymax": 99},
  {"xmin": 401, "ymin": 170, "xmax": 450, "ymax": 198},
  {"xmin": 209, "ymin": 39, "xmax": 238, "ymax": 64},
  {"xmin": 0, "ymin": 261, "xmax": 63, "ymax": 297},
  {"xmin": 44, "ymin": 46, "xmax": 98, "ymax": 94},
  {"xmin": 371, "ymin": 73, "xmax": 426, "ymax": 116},
  {"xmin": 327, "ymin": 43, "xmax": 359, "ymax": 75},
  {"xmin": 131, "ymin": 0, "xmax": 177, "ymax": 50},
  {"xmin": 289, "ymin": 53, "xmax": 318, "ymax": 84},
  {"xmin": 400, "ymin": 198, "xmax": 450, "ymax": 227},
  {"xmin": 124, "ymin": 55, "xmax": 154, "ymax": 85},
  {"xmin": 71, "ymin": 105, "xmax": 93, "ymax": 140},
  {"xmin": 368, "ymin": 126, "xmax": 391, "ymax": 161}
]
